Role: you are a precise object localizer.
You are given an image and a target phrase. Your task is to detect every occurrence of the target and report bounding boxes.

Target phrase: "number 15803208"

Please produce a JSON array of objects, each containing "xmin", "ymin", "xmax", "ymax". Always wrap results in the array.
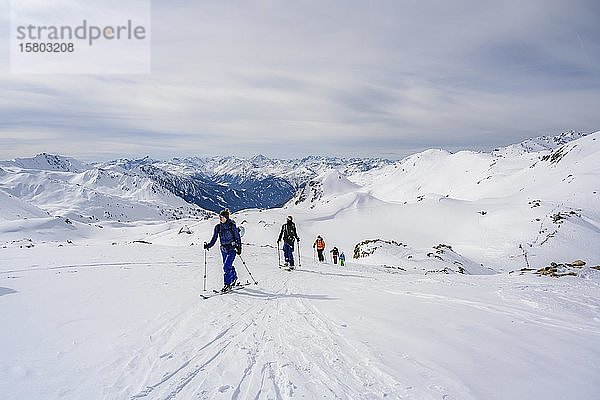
[{"xmin": 19, "ymin": 42, "xmax": 74, "ymax": 53}]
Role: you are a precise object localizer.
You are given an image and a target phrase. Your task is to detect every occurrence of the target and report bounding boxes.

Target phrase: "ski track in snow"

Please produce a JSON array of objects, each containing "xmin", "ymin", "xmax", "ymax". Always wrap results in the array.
[
  {"xmin": 124, "ymin": 269, "xmax": 414, "ymax": 400},
  {"xmin": 383, "ymin": 289, "xmax": 600, "ymax": 335},
  {"xmin": 2, "ymin": 244, "xmax": 599, "ymax": 400},
  {"xmin": 0, "ymin": 260, "xmax": 195, "ymax": 275}
]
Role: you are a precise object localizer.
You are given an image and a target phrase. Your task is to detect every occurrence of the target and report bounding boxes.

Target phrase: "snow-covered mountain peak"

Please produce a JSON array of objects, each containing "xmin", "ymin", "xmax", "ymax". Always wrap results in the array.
[
  {"xmin": 399, "ymin": 148, "xmax": 452, "ymax": 167},
  {"xmin": 1, "ymin": 153, "xmax": 87, "ymax": 172},
  {"xmin": 536, "ymin": 130, "xmax": 600, "ymax": 167},
  {"xmin": 0, "ymin": 159, "xmax": 210, "ymax": 223},
  {"xmin": 99, "ymin": 156, "xmax": 156, "ymax": 171},
  {"xmin": 524, "ymin": 130, "xmax": 588, "ymax": 149},
  {"xmin": 291, "ymin": 169, "xmax": 363, "ymax": 209},
  {"xmin": 250, "ymin": 154, "xmax": 269, "ymax": 163},
  {"xmin": 319, "ymin": 169, "xmax": 361, "ymax": 195},
  {"xmin": 492, "ymin": 130, "xmax": 589, "ymax": 157}
]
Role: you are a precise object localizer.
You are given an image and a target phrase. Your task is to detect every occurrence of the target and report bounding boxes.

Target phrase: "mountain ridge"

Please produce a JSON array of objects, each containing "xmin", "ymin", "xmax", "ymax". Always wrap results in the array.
[{"xmin": 0, "ymin": 130, "xmax": 594, "ymax": 220}]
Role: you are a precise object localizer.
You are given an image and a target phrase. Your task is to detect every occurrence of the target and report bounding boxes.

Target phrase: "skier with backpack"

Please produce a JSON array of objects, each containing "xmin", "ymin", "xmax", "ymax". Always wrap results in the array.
[
  {"xmin": 204, "ymin": 208, "xmax": 242, "ymax": 292},
  {"xmin": 277, "ymin": 215, "xmax": 300, "ymax": 269},
  {"xmin": 313, "ymin": 235, "xmax": 326, "ymax": 262},
  {"xmin": 330, "ymin": 246, "xmax": 340, "ymax": 264}
]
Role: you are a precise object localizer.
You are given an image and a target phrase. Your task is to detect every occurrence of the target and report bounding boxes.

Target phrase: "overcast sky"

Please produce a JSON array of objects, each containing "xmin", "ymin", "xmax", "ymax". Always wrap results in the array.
[{"xmin": 1, "ymin": 0, "xmax": 599, "ymax": 161}]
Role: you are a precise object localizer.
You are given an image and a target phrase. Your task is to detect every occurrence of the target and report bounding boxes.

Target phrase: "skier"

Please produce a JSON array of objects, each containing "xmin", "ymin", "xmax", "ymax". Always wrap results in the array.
[
  {"xmin": 313, "ymin": 235, "xmax": 326, "ymax": 262},
  {"xmin": 330, "ymin": 246, "xmax": 340, "ymax": 264},
  {"xmin": 277, "ymin": 215, "xmax": 300, "ymax": 268},
  {"xmin": 339, "ymin": 252, "xmax": 346, "ymax": 266},
  {"xmin": 203, "ymin": 209, "xmax": 242, "ymax": 292}
]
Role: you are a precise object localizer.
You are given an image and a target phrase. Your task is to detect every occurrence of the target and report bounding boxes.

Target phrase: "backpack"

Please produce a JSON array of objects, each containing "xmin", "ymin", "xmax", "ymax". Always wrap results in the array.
[
  {"xmin": 281, "ymin": 222, "xmax": 297, "ymax": 243},
  {"xmin": 217, "ymin": 220, "xmax": 245, "ymax": 241}
]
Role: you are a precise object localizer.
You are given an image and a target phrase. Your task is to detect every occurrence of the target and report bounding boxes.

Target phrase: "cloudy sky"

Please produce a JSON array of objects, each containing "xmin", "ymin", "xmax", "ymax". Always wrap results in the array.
[{"xmin": 1, "ymin": 0, "xmax": 599, "ymax": 161}]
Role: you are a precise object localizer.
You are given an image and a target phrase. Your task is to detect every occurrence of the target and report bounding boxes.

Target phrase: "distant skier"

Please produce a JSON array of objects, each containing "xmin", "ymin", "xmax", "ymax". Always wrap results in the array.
[
  {"xmin": 204, "ymin": 209, "xmax": 242, "ymax": 292},
  {"xmin": 339, "ymin": 252, "xmax": 346, "ymax": 266},
  {"xmin": 330, "ymin": 247, "xmax": 340, "ymax": 264},
  {"xmin": 313, "ymin": 235, "xmax": 326, "ymax": 262},
  {"xmin": 277, "ymin": 215, "xmax": 300, "ymax": 268}
]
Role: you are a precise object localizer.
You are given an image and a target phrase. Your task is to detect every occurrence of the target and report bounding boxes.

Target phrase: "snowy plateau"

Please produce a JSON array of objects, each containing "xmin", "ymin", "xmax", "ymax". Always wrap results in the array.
[{"xmin": 1, "ymin": 131, "xmax": 599, "ymax": 400}]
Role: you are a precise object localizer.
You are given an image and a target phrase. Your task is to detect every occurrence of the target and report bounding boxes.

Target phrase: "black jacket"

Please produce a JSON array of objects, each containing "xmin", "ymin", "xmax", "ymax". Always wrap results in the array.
[{"xmin": 278, "ymin": 221, "xmax": 299, "ymax": 244}]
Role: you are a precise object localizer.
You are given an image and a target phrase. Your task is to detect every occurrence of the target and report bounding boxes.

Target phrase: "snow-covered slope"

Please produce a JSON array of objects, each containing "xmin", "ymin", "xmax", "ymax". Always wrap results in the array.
[
  {"xmin": 1, "ymin": 209, "xmax": 599, "ymax": 400},
  {"xmin": 274, "ymin": 131, "xmax": 600, "ymax": 273},
  {"xmin": 0, "ymin": 188, "xmax": 49, "ymax": 221}
]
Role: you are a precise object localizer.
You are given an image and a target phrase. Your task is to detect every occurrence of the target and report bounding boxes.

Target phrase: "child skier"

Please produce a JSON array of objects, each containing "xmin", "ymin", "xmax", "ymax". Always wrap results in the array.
[
  {"xmin": 339, "ymin": 252, "xmax": 346, "ymax": 266},
  {"xmin": 203, "ymin": 209, "xmax": 242, "ymax": 292}
]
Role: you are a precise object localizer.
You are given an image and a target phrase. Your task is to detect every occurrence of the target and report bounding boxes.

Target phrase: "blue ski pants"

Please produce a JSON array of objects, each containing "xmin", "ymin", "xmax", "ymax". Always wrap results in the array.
[
  {"xmin": 283, "ymin": 241, "xmax": 295, "ymax": 266},
  {"xmin": 221, "ymin": 247, "xmax": 238, "ymax": 285}
]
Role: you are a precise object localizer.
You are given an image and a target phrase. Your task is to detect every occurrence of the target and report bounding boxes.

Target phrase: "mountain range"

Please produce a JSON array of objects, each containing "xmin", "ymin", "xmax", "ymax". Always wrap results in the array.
[
  {"xmin": 0, "ymin": 130, "xmax": 596, "ymax": 230},
  {"xmin": 0, "ymin": 152, "xmax": 392, "ymax": 221}
]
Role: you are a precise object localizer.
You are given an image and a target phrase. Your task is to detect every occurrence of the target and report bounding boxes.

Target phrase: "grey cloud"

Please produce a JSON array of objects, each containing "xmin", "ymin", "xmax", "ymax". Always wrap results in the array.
[{"xmin": 0, "ymin": 0, "xmax": 599, "ymax": 160}]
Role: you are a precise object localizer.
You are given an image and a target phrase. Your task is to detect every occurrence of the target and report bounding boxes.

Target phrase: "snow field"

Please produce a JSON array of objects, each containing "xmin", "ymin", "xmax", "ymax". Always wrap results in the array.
[{"xmin": 1, "ymin": 235, "xmax": 599, "ymax": 400}]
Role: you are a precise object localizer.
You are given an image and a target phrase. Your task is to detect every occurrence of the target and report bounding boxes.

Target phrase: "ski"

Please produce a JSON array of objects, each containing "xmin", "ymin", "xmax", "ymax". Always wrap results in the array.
[
  {"xmin": 279, "ymin": 265, "xmax": 295, "ymax": 272},
  {"xmin": 200, "ymin": 282, "xmax": 253, "ymax": 299}
]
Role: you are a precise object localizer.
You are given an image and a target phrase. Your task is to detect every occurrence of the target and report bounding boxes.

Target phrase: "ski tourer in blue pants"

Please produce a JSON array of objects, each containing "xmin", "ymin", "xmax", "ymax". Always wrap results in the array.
[
  {"xmin": 277, "ymin": 216, "xmax": 300, "ymax": 268},
  {"xmin": 204, "ymin": 210, "xmax": 242, "ymax": 291},
  {"xmin": 283, "ymin": 241, "xmax": 295, "ymax": 267}
]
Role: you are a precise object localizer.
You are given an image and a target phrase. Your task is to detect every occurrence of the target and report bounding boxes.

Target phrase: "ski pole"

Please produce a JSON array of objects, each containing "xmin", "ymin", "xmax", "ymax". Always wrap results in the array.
[
  {"xmin": 203, "ymin": 244, "xmax": 208, "ymax": 292},
  {"xmin": 238, "ymin": 254, "xmax": 259, "ymax": 285},
  {"xmin": 297, "ymin": 240, "xmax": 302, "ymax": 268},
  {"xmin": 277, "ymin": 241, "xmax": 281, "ymax": 266}
]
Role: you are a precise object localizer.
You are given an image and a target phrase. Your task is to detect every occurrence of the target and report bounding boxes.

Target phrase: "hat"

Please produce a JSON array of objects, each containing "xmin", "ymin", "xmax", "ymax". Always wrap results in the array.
[
  {"xmin": 219, "ymin": 208, "xmax": 230, "ymax": 218},
  {"xmin": 287, "ymin": 215, "xmax": 293, "ymax": 221}
]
